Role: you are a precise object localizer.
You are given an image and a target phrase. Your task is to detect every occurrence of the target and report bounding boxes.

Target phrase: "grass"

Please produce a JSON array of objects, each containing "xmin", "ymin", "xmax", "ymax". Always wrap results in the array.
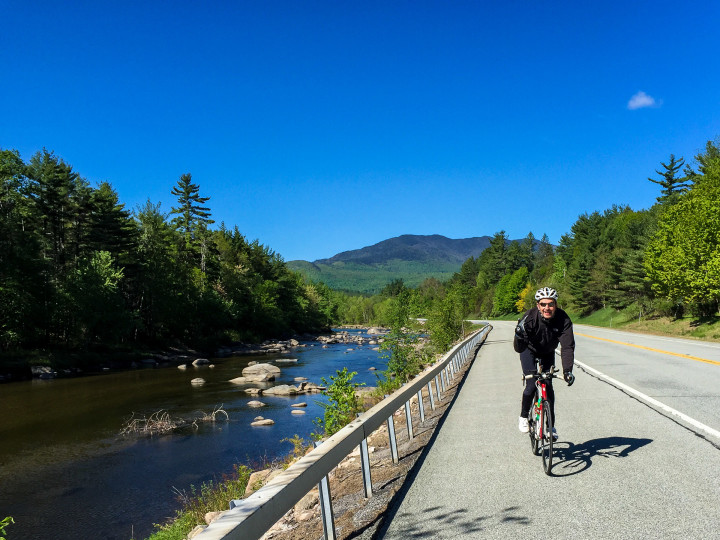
[
  {"xmin": 146, "ymin": 464, "xmax": 252, "ymax": 540},
  {"xmin": 143, "ymin": 434, "xmax": 315, "ymax": 540},
  {"xmin": 573, "ymin": 306, "xmax": 720, "ymax": 342}
]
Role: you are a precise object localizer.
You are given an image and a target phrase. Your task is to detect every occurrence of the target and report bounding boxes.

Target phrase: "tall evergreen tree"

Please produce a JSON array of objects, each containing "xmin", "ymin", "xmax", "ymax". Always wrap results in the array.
[
  {"xmin": 648, "ymin": 154, "xmax": 689, "ymax": 203},
  {"xmin": 26, "ymin": 149, "xmax": 82, "ymax": 274},
  {"xmin": 170, "ymin": 173, "xmax": 214, "ymax": 266},
  {"xmin": 88, "ymin": 182, "xmax": 137, "ymax": 261}
]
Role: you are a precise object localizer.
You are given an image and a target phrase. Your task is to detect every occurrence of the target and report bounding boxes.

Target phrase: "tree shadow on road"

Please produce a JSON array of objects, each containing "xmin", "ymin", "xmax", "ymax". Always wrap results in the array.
[
  {"xmin": 551, "ymin": 436, "xmax": 653, "ymax": 477},
  {"xmin": 372, "ymin": 504, "xmax": 530, "ymax": 538}
]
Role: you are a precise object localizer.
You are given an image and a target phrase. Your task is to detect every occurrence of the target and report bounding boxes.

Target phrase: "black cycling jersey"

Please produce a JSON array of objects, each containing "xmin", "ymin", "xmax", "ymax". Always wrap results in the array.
[{"xmin": 513, "ymin": 306, "xmax": 575, "ymax": 371}]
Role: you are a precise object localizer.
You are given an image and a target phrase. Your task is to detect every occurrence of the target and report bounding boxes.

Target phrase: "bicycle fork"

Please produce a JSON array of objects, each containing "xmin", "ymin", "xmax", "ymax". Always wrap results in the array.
[{"xmin": 535, "ymin": 383, "xmax": 547, "ymax": 439}]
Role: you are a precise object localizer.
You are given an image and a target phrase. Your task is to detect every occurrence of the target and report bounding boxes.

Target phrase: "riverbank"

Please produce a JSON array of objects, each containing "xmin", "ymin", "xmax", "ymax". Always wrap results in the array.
[{"xmin": 0, "ymin": 327, "xmax": 390, "ymax": 384}]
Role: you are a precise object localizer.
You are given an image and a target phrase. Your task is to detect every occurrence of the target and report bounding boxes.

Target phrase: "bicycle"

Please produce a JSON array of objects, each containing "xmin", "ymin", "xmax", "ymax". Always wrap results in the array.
[{"xmin": 525, "ymin": 363, "xmax": 559, "ymax": 475}]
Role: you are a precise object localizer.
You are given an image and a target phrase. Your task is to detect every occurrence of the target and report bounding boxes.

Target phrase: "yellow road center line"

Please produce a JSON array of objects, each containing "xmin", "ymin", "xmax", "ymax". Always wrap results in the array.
[{"xmin": 575, "ymin": 332, "xmax": 720, "ymax": 366}]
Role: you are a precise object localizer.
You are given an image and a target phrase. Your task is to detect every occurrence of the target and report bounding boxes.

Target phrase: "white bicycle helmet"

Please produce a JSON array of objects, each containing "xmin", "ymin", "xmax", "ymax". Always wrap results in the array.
[{"xmin": 534, "ymin": 287, "xmax": 558, "ymax": 301}]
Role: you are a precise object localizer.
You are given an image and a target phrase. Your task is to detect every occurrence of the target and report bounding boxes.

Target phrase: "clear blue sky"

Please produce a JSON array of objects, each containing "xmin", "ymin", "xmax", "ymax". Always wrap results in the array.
[{"xmin": 3, "ymin": 1, "xmax": 719, "ymax": 262}]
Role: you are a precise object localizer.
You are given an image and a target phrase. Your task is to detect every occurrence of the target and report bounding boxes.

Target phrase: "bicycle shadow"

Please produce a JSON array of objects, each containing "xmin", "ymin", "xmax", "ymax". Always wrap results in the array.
[{"xmin": 550, "ymin": 436, "xmax": 653, "ymax": 477}]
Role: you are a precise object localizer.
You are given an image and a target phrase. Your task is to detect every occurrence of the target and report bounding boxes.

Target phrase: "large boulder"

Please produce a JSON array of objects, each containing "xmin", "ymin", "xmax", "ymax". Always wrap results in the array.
[
  {"xmin": 262, "ymin": 384, "xmax": 299, "ymax": 396},
  {"xmin": 31, "ymin": 366, "xmax": 57, "ymax": 379},
  {"xmin": 247, "ymin": 400, "xmax": 266, "ymax": 408},
  {"xmin": 191, "ymin": 378, "xmax": 206, "ymax": 386},
  {"xmin": 192, "ymin": 358, "xmax": 211, "ymax": 366},
  {"xmin": 299, "ymin": 382, "xmax": 326, "ymax": 393},
  {"xmin": 229, "ymin": 372, "xmax": 274, "ymax": 384},
  {"xmin": 242, "ymin": 363, "xmax": 281, "ymax": 377},
  {"xmin": 245, "ymin": 468, "xmax": 283, "ymax": 496},
  {"xmin": 250, "ymin": 418, "xmax": 275, "ymax": 426}
]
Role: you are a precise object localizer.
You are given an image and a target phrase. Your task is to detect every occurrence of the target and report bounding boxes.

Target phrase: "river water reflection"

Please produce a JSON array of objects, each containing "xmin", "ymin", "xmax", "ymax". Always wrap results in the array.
[{"xmin": 0, "ymin": 330, "xmax": 383, "ymax": 540}]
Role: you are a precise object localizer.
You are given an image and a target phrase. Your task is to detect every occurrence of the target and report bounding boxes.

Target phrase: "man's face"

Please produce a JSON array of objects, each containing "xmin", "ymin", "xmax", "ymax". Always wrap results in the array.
[{"xmin": 537, "ymin": 299, "xmax": 557, "ymax": 320}]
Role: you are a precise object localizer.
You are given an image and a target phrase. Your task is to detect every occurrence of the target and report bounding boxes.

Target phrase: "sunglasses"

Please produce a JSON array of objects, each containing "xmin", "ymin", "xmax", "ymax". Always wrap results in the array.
[{"xmin": 538, "ymin": 302, "xmax": 556, "ymax": 308}]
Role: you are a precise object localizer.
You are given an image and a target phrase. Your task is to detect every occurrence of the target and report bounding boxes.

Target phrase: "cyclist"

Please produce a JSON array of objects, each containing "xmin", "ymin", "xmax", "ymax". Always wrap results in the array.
[{"xmin": 514, "ymin": 287, "xmax": 575, "ymax": 440}]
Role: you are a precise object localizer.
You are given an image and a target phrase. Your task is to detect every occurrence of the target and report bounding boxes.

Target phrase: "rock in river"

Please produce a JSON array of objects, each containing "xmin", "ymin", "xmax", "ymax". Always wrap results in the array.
[
  {"xmin": 251, "ymin": 418, "xmax": 275, "ymax": 426},
  {"xmin": 262, "ymin": 384, "xmax": 299, "ymax": 396},
  {"xmin": 242, "ymin": 363, "xmax": 281, "ymax": 377},
  {"xmin": 229, "ymin": 372, "xmax": 275, "ymax": 383}
]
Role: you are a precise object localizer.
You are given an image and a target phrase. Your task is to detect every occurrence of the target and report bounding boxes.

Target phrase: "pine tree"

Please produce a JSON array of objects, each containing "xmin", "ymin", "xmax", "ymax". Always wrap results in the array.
[
  {"xmin": 648, "ymin": 154, "xmax": 689, "ymax": 203},
  {"xmin": 170, "ymin": 173, "xmax": 214, "ymax": 268}
]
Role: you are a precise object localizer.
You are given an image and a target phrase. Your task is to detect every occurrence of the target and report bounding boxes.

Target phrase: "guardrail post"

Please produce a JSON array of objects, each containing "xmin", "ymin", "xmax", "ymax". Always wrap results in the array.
[
  {"xmin": 417, "ymin": 389, "xmax": 425, "ymax": 423},
  {"xmin": 359, "ymin": 440, "xmax": 373, "ymax": 498},
  {"xmin": 314, "ymin": 441, "xmax": 336, "ymax": 540},
  {"xmin": 385, "ymin": 400, "xmax": 399, "ymax": 464},
  {"xmin": 356, "ymin": 414, "xmax": 373, "ymax": 499},
  {"xmin": 427, "ymin": 381, "xmax": 435, "ymax": 410},
  {"xmin": 440, "ymin": 370, "xmax": 446, "ymax": 392},
  {"xmin": 404, "ymin": 400, "xmax": 414, "ymax": 439},
  {"xmin": 435, "ymin": 374, "xmax": 442, "ymax": 401}
]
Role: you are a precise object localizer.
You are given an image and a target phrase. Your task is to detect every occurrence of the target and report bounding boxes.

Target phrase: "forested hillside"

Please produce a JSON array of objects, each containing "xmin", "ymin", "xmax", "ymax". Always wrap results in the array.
[
  {"xmin": 288, "ymin": 234, "xmax": 518, "ymax": 293},
  {"xmin": 0, "ymin": 149, "xmax": 336, "ymax": 367},
  {"xmin": 333, "ymin": 140, "xmax": 720, "ymax": 341}
]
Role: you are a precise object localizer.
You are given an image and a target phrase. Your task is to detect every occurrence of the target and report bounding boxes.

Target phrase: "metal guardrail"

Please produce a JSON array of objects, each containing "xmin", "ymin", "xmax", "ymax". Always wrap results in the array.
[{"xmin": 196, "ymin": 324, "xmax": 492, "ymax": 540}]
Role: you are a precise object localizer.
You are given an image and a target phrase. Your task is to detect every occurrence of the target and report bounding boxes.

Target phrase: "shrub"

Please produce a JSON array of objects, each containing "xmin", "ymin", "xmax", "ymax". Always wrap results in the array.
[{"xmin": 314, "ymin": 368, "xmax": 364, "ymax": 436}]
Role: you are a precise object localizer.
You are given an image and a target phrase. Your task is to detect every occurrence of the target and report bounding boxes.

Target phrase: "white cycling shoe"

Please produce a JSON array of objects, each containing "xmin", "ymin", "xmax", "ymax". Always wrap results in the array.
[{"xmin": 518, "ymin": 416, "xmax": 529, "ymax": 433}]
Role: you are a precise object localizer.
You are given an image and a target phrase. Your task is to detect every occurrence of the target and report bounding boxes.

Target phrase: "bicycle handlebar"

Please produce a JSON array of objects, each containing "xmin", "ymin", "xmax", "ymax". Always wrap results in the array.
[{"xmin": 523, "ymin": 366, "xmax": 559, "ymax": 380}]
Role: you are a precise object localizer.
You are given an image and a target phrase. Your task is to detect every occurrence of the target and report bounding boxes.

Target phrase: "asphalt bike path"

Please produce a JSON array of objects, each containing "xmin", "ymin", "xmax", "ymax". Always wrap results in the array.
[{"xmin": 378, "ymin": 323, "xmax": 720, "ymax": 539}]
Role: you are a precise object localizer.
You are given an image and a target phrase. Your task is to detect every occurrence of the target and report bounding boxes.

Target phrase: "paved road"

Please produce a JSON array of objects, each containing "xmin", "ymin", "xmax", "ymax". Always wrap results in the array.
[{"xmin": 379, "ymin": 322, "xmax": 720, "ymax": 539}]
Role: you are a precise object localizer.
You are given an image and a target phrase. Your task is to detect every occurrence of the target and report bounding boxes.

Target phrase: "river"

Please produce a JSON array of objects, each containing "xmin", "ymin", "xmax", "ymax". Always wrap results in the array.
[{"xmin": 0, "ymin": 330, "xmax": 383, "ymax": 540}]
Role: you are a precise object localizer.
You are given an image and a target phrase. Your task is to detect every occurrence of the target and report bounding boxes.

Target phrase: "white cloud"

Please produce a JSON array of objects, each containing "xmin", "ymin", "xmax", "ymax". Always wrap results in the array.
[{"xmin": 627, "ymin": 91, "xmax": 659, "ymax": 110}]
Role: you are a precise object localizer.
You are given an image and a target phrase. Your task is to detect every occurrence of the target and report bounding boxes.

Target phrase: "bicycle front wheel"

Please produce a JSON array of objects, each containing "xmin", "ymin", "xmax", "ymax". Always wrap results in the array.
[{"xmin": 541, "ymin": 400, "xmax": 553, "ymax": 475}]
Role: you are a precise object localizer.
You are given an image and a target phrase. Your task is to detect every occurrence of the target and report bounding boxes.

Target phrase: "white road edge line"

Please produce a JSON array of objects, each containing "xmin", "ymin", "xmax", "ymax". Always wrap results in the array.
[{"xmin": 574, "ymin": 357, "xmax": 720, "ymax": 441}]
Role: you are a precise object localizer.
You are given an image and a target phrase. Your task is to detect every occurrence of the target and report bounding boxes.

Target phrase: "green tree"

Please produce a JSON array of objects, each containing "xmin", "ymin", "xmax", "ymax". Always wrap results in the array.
[
  {"xmin": 492, "ymin": 267, "xmax": 529, "ymax": 315},
  {"xmin": 648, "ymin": 154, "xmax": 689, "ymax": 204},
  {"xmin": 170, "ymin": 173, "xmax": 214, "ymax": 266},
  {"xmin": 427, "ymin": 284, "xmax": 465, "ymax": 352},
  {"xmin": 65, "ymin": 251, "xmax": 131, "ymax": 346},
  {"xmin": 645, "ymin": 143, "xmax": 720, "ymax": 315},
  {"xmin": 0, "ymin": 150, "xmax": 44, "ymax": 349},
  {"xmin": 134, "ymin": 200, "xmax": 187, "ymax": 342},
  {"xmin": 381, "ymin": 278, "xmax": 406, "ymax": 297},
  {"xmin": 315, "ymin": 367, "xmax": 364, "ymax": 436},
  {"xmin": 378, "ymin": 290, "xmax": 424, "ymax": 391}
]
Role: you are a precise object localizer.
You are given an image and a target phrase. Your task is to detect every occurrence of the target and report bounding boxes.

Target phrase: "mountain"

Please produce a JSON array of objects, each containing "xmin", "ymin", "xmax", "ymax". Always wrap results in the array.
[{"xmin": 287, "ymin": 234, "xmax": 495, "ymax": 294}]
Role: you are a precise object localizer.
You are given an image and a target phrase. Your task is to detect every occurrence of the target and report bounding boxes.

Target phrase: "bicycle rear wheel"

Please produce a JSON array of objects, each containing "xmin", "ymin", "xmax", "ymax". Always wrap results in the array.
[{"xmin": 541, "ymin": 400, "xmax": 553, "ymax": 475}]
